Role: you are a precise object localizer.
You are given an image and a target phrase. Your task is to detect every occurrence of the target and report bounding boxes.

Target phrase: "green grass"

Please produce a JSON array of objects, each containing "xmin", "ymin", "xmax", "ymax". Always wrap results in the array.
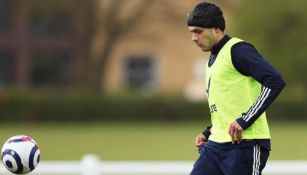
[
  {"xmin": 270, "ymin": 121, "xmax": 307, "ymax": 160},
  {"xmin": 0, "ymin": 121, "xmax": 306, "ymax": 161}
]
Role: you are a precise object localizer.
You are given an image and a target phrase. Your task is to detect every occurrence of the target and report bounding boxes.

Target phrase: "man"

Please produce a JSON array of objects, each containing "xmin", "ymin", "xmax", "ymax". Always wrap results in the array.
[{"xmin": 187, "ymin": 2, "xmax": 285, "ymax": 175}]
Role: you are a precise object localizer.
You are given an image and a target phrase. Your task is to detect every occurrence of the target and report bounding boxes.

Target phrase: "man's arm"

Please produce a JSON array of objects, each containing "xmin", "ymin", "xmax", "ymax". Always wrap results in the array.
[{"xmin": 231, "ymin": 42, "xmax": 286, "ymax": 130}]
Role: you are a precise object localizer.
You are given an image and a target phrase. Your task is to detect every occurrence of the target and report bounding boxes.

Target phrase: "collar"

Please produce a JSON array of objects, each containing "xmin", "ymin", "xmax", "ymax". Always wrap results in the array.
[{"xmin": 211, "ymin": 35, "xmax": 231, "ymax": 55}]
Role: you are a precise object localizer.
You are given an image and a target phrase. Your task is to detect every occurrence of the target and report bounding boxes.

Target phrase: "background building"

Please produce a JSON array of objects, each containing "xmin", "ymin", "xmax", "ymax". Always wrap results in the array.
[
  {"xmin": 0, "ymin": 0, "xmax": 233, "ymax": 100},
  {"xmin": 0, "ymin": 0, "xmax": 84, "ymax": 87}
]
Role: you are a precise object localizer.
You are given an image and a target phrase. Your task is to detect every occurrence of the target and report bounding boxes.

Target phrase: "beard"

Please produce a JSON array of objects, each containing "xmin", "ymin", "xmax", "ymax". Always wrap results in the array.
[{"xmin": 199, "ymin": 44, "xmax": 211, "ymax": 52}]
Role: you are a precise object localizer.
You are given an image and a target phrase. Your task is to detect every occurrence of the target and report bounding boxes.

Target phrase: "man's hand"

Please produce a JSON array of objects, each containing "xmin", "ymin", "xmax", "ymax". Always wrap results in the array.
[
  {"xmin": 228, "ymin": 121, "xmax": 243, "ymax": 144},
  {"xmin": 195, "ymin": 133, "xmax": 207, "ymax": 147}
]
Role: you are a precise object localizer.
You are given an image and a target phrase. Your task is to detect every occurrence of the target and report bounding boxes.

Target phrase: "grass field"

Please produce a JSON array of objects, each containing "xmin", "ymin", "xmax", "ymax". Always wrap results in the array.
[{"xmin": 0, "ymin": 121, "xmax": 306, "ymax": 161}]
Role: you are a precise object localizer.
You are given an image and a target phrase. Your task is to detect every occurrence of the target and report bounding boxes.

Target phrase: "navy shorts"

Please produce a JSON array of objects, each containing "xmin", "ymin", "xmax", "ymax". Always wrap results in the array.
[{"xmin": 190, "ymin": 144, "xmax": 269, "ymax": 175}]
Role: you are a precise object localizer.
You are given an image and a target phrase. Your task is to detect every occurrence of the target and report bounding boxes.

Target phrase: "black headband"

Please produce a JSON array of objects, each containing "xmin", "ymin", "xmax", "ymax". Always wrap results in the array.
[
  {"xmin": 187, "ymin": 15, "xmax": 217, "ymax": 28},
  {"xmin": 187, "ymin": 2, "xmax": 225, "ymax": 31}
]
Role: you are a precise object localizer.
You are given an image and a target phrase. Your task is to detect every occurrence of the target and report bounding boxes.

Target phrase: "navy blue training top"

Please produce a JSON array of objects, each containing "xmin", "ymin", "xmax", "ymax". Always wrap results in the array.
[{"xmin": 204, "ymin": 35, "xmax": 285, "ymax": 150}]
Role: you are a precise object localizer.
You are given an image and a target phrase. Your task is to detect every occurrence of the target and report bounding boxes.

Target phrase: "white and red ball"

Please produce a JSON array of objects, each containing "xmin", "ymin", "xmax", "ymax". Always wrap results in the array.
[{"xmin": 1, "ymin": 135, "xmax": 40, "ymax": 174}]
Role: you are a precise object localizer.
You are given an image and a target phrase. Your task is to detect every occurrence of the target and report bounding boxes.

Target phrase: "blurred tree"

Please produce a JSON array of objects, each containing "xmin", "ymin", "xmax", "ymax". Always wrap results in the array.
[
  {"xmin": 78, "ymin": 0, "xmax": 155, "ymax": 92},
  {"xmin": 233, "ymin": 0, "xmax": 307, "ymax": 102}
]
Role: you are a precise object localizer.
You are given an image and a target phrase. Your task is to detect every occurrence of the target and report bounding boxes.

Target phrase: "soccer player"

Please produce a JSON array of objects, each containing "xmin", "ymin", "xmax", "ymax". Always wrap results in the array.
[{"xmin": 187, "ymin": 2, "xmax": 285, "ymax": 175}]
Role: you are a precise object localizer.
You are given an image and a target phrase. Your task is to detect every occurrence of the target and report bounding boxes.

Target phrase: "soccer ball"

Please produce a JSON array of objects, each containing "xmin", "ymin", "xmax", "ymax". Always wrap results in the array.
[{"xmin": 1, "ymin": 135, "xmax": 40, "ymax": 174}]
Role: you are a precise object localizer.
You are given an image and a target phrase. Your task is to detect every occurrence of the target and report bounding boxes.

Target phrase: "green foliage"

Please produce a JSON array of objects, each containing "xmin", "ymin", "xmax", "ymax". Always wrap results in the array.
[
  {"xmin": 0, "ymin": 89, "xmax": 209, "ymax": 122},
  {"xmin": 0, "ymin": 89, "xmax": 305, "ymax": 122},
  {"xmin": 233, "ymin": 0, "xmax": 307, "ymax": 101}
]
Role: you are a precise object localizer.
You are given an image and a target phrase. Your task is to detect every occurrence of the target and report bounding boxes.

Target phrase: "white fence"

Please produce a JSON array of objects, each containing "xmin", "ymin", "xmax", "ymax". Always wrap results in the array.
[{"xmin": 1, "ymin": 155, "xmax": 307, "ymax": 175}]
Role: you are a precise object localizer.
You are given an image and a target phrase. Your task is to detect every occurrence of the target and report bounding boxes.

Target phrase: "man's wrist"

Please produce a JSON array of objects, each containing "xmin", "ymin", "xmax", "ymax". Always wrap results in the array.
[
  {"xmin": 202, "ymin": 129, "xmax": 211, "ymax": 141},
  {"xmin": 236, "ymin": 117, "xmax": 248, "ymax": 130}
]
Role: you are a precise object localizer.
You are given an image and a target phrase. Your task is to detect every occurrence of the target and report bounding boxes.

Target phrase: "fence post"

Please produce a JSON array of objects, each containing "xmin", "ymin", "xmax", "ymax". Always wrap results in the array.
[{"xmin": 81, "ymin": 154, "xmax": 101, "ymax": 175}]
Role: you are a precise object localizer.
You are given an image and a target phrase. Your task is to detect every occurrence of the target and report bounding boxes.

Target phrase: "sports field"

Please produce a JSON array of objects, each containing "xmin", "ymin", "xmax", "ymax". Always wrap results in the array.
[{"xmin": 0, "ymin": 121, "xmax": 306, "ymax": 161}]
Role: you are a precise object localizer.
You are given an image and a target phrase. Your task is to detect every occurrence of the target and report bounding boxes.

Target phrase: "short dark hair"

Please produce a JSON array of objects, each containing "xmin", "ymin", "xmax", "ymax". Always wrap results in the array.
[{"xmin": 187, "ymin": 2, "xmax": 225, "ymax": 31}]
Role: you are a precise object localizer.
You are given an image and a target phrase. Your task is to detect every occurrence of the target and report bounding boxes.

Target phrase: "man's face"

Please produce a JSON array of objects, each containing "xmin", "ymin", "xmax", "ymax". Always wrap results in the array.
[{"xmin": 188, "ymin": 26, "xmax": 218, "ymax": 52}]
